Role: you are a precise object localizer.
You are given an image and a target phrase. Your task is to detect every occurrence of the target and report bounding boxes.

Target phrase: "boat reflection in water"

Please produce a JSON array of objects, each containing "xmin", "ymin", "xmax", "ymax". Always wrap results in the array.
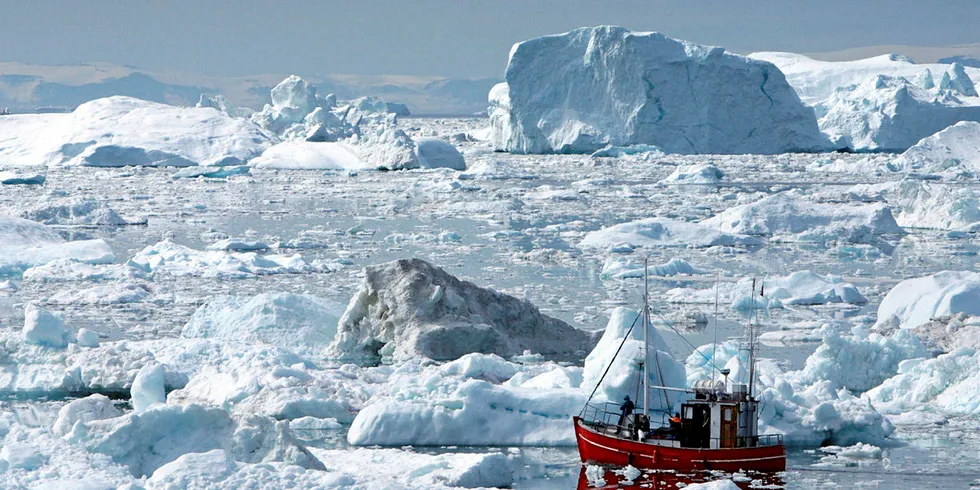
[{"xmin": 575, "ymin": 465, "xmax": 785, "ymax": 489}]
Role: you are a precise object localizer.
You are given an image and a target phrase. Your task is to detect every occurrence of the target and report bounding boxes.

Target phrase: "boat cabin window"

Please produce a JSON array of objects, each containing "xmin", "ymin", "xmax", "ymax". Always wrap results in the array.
[{"xmin": 683, "ymin": 406, "xmax": 693, "ymax": 419}]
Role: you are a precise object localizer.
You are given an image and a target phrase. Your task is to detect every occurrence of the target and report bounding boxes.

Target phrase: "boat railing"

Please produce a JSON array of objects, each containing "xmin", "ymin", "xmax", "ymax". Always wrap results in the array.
[
  {"xmin": 708, "ymin": 434, "xmax": 784, "ymax": 448},
  {"xmin": 580, "ymin": 401, "xmax": 668, "ymax": 432}
]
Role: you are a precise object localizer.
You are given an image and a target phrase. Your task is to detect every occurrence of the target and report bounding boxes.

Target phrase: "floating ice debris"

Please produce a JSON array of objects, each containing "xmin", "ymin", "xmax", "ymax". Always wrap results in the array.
[
  {"xmin": 131, "ymin": 363, "xmax": 166, "ymax": 413},
  {"xmin": 0, "ymin": 170, "xmax": 45, "ymax": 185},
  {"xmin": 129, "ymin": 240, "xmax": 315, "ymax": 278},
  {"xmin": 415, "ymin": 137, "xmax": 466, "ymax": 170}
]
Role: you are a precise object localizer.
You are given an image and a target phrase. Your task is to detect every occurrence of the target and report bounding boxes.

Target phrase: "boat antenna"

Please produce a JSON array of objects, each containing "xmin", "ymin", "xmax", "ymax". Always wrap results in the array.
[
  {"xmin": 711, "ymin": 271, "xmax": 720, "ymax": 386},
  {"xmin": 642, "ymin": 258, "xmax": 650, "ymax": 420}
]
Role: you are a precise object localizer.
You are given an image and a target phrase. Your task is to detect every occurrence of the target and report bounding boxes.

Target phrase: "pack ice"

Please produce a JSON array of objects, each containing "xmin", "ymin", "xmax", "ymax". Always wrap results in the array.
[
  {"xmin": 489, "ymin": 26, "xmax": 829, "ymax": 154},
  {"xmin": 327, "ymin": 258, "xmax": 596, "ymax": 361},
  {"xmin": 751, "ymin": 52, "xmax": 980, "ymax": 150}
]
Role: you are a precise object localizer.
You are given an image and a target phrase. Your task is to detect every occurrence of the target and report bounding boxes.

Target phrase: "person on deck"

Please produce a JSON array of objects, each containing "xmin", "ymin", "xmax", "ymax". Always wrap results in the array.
[
  {"xmin": 616, "ymin": 395, "xmax": 635, "ymax": 435},
  {"xmin": 669, "ymin": 412, "xmax": 682, "ymax": 431}
]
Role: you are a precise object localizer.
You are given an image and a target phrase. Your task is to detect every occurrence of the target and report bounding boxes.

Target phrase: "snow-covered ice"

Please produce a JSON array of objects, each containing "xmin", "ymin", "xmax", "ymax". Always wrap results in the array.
[
  {"xmin": 701, "ymin": 191, "xmax": 904, "ymax": 244},
  {"xmin": 182, "ymin": 293, "xmax": 341, "ymax": 352},
  {"xmin": 490, "ymin": 26, "xmax": 828, "ymax": 154},
  {"xmin": 0, "ymin": 96, "xmax": 274, "ymax": 167},
  {"xmin": 580, "ymin": 217, "xmax": 760, "ymax": 249},
  {"xmin": 876, "ymin": 271, "xmax": 980, "ymax": 330}
]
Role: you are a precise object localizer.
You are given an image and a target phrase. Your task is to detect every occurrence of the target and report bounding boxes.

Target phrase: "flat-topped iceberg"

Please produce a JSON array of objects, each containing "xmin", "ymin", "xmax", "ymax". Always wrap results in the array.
[
  {"xmin": 0, "ymin": 96, "xmax": 274, "ymax": 167},
  {"xmin": 490, "ymin": 26, "xmax": 828, "ymax": 155},
  {"xmin": 328, "ymin": 258, "xmax": 595, "ymax": 361}
]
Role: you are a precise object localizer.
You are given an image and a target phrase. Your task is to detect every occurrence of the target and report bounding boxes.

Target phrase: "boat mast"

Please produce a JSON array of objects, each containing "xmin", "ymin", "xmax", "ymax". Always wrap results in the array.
[
  {"xmin": 643, "ymin": 258, "xmax": 650, "ymax": 419},
  {"xmin": 748, "ymin": 279, "xmax": 758, "ymax": 399}
]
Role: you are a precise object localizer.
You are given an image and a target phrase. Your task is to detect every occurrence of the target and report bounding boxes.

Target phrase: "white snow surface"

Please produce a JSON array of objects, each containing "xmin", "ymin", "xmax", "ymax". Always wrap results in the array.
[
  {"xmin": 490, "ymin": 26, "xmax": 829, "ymax": 154},
  {"xmin": 893, "ymin": 121, "xmax": 980, "ymax": 178},
  {"xmin": 249, "ymin": 141, "xmax": 371, "ymax": 170},
  {"xmin": 182, "ymin": 293, "xmax": 342, "ymax": 352},
  {"xmin": 0, "ymin": 96, "xmax": 274, "ymax": 167},
  {"xmin": 876, "ymin": 271, "xmax": 980, "ymax": 330}
]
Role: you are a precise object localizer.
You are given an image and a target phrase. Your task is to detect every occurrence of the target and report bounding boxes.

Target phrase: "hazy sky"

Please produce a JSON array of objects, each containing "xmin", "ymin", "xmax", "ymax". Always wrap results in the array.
[{"xmin": 3, "ymin": 1, "xmax": 978, "ymax": 78}]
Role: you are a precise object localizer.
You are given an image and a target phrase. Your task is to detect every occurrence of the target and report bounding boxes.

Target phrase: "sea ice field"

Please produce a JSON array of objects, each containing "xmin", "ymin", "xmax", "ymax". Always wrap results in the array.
[{"xmin": 2, "ymin": 25, "xmax": 980, "ymax": 490}]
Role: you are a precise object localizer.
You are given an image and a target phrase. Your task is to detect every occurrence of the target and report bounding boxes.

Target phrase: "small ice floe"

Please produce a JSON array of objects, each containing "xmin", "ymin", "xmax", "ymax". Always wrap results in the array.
[
  {"xmin": 0, "ymin": 215, "xmax": 114, "ymax": 276},
  {"xmin": 0, "ymin": 170, "xmax": 45, "ymax": 185},
  {"xmin": 205, "ymin": 238, "xmax": 270, "ymax": 252},
  {"xmin": 171, "ymin": 165, "xmax": 250, "ymax": 179},
  {"xmin": 580, "ymin": 217, "xmax": 760, "ymax": 250},
  {"xmin": 816, "ymin": 443, "xmax": 883, "ymax": 466},
  {"xmin": 22, "ymin": 303, "xmax": 70, "ymax": 348},
  {"xmin": 24, "ymin": 197, "xmax": 146, "ymax": 226},
  {"xmin": 128, "ymin": 240, "xmax": 315, "ymax": 278},
  {"xmin": 701, "ymin": 190, "xmax": 904, "ymax": 244}
]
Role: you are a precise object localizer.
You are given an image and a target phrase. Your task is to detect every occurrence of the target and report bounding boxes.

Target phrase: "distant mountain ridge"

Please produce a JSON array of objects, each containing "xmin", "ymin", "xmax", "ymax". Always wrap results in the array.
[{"xmin": 0, "ymin": 62, "xmax": 499, "ymax": 115}]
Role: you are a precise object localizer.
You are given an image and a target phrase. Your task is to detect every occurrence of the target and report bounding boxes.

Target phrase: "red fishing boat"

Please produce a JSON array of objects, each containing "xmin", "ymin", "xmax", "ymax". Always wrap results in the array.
[{"xmin": 574, "ymin": 267, "xmax": 785, "ymax": 472}]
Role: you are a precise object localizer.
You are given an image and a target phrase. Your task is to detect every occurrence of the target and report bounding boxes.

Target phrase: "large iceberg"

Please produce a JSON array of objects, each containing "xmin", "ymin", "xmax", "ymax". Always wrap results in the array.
[
  {"xmin": 328, "ymin": 258, "xmax": 596, "ymax": 360},
  {"xmin": 0, "ymin": 96, "xmax": 274, "ymax": 167},
  {"xmin": 819, "ymin": 75, "xmax": 980, "ymax": 151},
  {"xmin": 489, "ymin": 26, "xmax": 829, "ymax": 154},
  {"xmin": 750, "ymin": 52, "xmax": 980, "ymax": 151}
]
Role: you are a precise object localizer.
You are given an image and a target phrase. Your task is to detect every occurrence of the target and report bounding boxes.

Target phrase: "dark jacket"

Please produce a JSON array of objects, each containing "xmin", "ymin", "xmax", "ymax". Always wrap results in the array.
[{"xmin": 620, "ymin": 399, "xmax": 635, "ymax": 415}]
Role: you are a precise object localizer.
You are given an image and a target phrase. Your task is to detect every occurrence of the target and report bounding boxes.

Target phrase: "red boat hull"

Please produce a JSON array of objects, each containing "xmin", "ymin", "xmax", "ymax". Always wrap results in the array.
[{"xmin": 574, "ymin": 417, "xmax": 786, "ymax": 473}]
